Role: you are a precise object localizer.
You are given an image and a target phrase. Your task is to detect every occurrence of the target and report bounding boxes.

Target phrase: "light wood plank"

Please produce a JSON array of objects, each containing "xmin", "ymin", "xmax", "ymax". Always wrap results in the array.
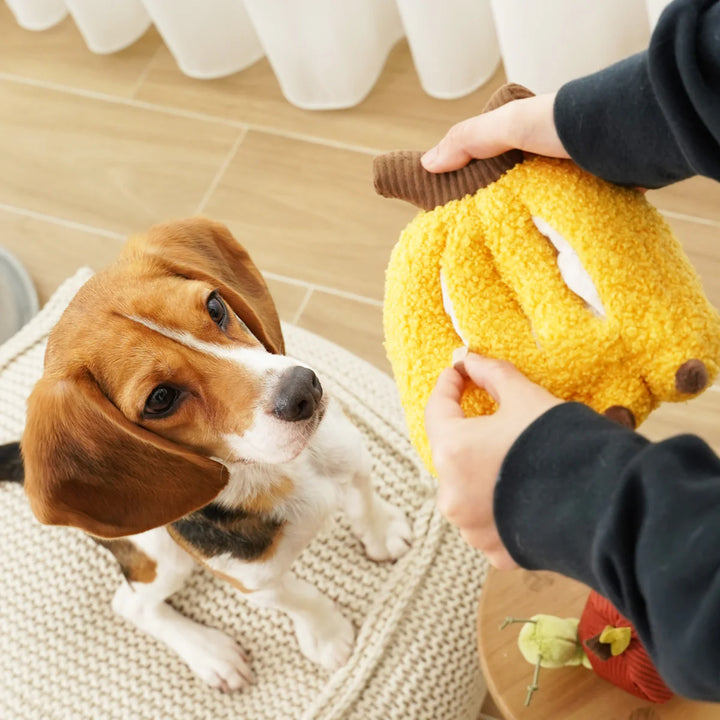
[
  {"xmin": 296, "ymin": 291, "xmax": 390, "ymax": 374},
  {"xmin": 640, "ymin": 388, "xmax": 720, "ymax": 453},
  {"xmin": 203, "ymin": 130, "xmax": 416, "ymax": 302},
  {"xmin": 649, "ymin": 176, "xmax": 720, "ymax": 223},
  {"xmin": 0, "ymin": 79, "xmax": 241, "ymax": 235},
  {"xmin": 0, "ymin": 3, "xmax": 161, "ymax": 98},
  {"xmin": 264, "ymin": 277, "xmax": 308, "ymax": 324},
  {"xmin": 135, "ymin": 41, "xmax": 506, "ymax": 153},
  {"xmin": 0, "ymin": 209, "xmax": 123, "ymax": 306}
]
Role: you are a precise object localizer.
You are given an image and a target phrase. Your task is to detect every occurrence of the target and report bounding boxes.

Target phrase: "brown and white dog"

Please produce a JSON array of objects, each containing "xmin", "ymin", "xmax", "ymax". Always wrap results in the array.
[{"xmin": 14, "ymin": 218, "xmax": 412, "ymax": 691}]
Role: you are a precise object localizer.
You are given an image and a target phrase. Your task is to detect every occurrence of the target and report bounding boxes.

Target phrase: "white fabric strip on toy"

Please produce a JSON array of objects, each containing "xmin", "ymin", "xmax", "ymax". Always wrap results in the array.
[
  {"xmin": 532, "ymin": 216, "xmax": 606, "ymax": 319},
  {"xmin": 440, "ymin": 214, "xmax": 607, "ymax": 352},
  {"xmin": 440, "ymin": 271, "xmax": 470, "ymax": 347}
]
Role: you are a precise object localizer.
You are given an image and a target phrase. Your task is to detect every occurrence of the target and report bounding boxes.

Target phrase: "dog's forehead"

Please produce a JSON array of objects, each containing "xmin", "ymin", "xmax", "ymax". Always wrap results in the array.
[
  {"xmin": 46, "ymin": 305, "xmax": 238, "ymax": 419},
  {"xmin": 48, "ymin": 270, "xmax": 189, "ymax": 349},
  {"xmin": 47, "ymin": 271, "xmax": 215, "ymax": 379},
  {"xmin": 122, "ymin": 274, "xmax": 207, "ymax": 324},
  {"xmin": 45, "ymin": 266, "xmax": 265, "ymax": 388},
  {"xmin": 49, "ymin": 304, "xmax": 168, "ymax": 382}
]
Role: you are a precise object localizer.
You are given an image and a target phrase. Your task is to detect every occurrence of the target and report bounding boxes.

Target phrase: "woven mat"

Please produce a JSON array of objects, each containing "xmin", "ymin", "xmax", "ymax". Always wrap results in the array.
[{"xmin": 0, "ymin": 268, "xmax": 488, "ymax": 720}]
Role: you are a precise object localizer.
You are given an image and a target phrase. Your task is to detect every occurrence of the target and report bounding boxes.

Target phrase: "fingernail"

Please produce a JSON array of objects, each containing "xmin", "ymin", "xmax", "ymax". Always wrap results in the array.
[
  {"xmin": 421, "ymin": 146, "xmax": 439, "ymax": 170},
  {"xmin": 452, "ymin": 346, "xmax": 469, "ymax": 378}
]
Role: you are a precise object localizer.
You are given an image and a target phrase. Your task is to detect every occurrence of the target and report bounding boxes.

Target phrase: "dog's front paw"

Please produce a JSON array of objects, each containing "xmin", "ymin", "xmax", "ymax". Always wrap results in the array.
[
  {"xmin": 183, "ymin": 626, "xmax": 255, "ymax": 692},
  {"xmin": 359, "ymin": 497, "xmax": 413, "ymax": 562},
  {"xmin": 294, "ymin": 605, "xmax": 355, "ymax": 672}
]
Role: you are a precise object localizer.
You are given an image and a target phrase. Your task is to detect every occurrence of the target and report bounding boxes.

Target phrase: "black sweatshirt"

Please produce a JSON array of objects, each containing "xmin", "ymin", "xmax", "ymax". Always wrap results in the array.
[{"xmin": 495, "ymin": 0, "xmax": 720, "ymax": 701}]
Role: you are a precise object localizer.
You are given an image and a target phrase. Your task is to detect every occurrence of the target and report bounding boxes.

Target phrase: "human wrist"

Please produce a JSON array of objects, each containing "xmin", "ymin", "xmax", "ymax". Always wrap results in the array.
[
  {"xmin": 493, "ymin": 402, "xmax": 642, "ymax": 577},
  {"xmin": 506, "ymin": 92, "xmax": 567, "ymax": 158}
]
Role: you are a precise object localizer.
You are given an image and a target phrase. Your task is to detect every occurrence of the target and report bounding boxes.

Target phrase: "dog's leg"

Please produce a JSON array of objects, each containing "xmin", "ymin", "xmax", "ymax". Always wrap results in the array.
[
  {"xmin": 206, "ymin": 535, "xmax": 355, "ymax": 671},
  {"xmin": 315, "ymin": 400, "xmax": 413, "ymax": 561},
  {"xmin": 107, "ymin": 527, "xmax": 254, "ymax": 692},
  {"xmin": 340, "ymin": 434, "xmax": 413, "ymax": 562},
  {"xmin": 248, "ymin": 571, "xmax": 355, "ymax": 671}
]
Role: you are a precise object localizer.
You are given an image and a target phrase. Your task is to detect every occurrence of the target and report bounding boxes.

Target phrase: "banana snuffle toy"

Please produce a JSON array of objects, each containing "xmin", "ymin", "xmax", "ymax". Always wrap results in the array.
[{"xmin": 375, "ymin": 83, "xmax": 720, "ymax": 475}]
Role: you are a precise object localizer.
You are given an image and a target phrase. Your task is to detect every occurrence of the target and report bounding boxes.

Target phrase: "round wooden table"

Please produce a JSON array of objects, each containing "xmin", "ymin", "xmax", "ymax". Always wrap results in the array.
[{"xmin": 477, "ymin": 568, "xmax": 719, "ymax": 719}]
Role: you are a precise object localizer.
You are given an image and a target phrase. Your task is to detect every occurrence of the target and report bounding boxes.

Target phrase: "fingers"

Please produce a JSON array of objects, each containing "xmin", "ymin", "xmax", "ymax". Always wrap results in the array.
[
  {"xmin": 421, "ymin": 94, "xmax": 568, "ymax": 174},
  {"xmin": 449, "ymin": 352, "xmax": 531, "ymax": 406},
  {"xmin": 484, "ymin": 549, "xmax": 520, "ymax": 571},
  {"xmin": 460, "ymin": 355, "xmax": 526, "ymax": 405},
  {"xmin": 458, "ymin": 525, "xmax": 519, "ymax": 570},
  {"xmin": 425, "ymin": 353, "xmax": 553, "ymax": 573},
  {"xmin": 426, "ymin": 354, "xmax": 530, "ymax": 439},
  {"xmin": 424, "ymin": 366, "xmax": 467, "ymax": 442},
  {"xmin": 461, "ymin": 353, "xmax": 561, "ymax": 411},
  {"xmin": 428, "ymin": 352, "xmax": 558, "ymax": 419},
  {"xmin": 421, "ymin": 112, "xmax": 513, "ymax": 173}
]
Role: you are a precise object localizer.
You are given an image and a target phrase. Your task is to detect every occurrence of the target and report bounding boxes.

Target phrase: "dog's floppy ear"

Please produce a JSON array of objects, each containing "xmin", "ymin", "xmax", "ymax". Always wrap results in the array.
[
  {"xmin": 129, "ymin": 218, "xmax": 285, "ymax": 355},
  {"xmin": 22, "ymin": 370, "xmax": 228, "ymax": 539}
]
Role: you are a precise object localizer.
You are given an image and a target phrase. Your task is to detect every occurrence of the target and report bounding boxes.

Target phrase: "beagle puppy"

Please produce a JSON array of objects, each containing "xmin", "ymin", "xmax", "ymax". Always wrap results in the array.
[{"xmin": 18, "ymin": 218, "xmax": 412, "ymax": 691}]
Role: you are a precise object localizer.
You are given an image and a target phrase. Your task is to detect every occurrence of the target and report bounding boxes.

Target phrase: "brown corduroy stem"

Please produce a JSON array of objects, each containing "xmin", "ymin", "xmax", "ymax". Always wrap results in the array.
[{"xmin": 373, "ymin": 83, "xmax": 535, "ymax": 211}]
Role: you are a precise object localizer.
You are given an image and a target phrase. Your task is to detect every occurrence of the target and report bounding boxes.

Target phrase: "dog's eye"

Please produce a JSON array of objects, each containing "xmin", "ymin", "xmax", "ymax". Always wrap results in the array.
[
  {"xmin": 207, "ymin": 291, "xmax": 228, "ymax": 329},
  {"xmin": 144, "ymin": 385, "xmax": 180, "ymax": 417}
]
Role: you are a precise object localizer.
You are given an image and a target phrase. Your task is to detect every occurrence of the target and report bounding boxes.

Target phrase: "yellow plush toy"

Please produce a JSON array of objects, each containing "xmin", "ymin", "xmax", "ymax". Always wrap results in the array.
[{"xmin": 375, "ymin": 83, "xmax": 720, "ymax": 475}]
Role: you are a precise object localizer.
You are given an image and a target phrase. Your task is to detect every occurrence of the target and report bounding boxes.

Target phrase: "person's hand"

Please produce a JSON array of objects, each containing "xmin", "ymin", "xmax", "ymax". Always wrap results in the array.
[
  {"xmin": 421, "ymin": 93, "xmax": 569, "ymax": 173},
  {"xmin": 424, "ymin": 352, "xmax": 562, "ymax": 568}
]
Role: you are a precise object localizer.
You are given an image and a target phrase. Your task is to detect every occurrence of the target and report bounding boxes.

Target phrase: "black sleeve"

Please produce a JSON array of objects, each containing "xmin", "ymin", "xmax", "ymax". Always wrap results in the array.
[
  {"xmin": 553, "ymin": 0, "xmax": 720, "ymax": 188},
  {"xmin": 494, "ymin": 402, "xmax": 720, "ymax": 701}
]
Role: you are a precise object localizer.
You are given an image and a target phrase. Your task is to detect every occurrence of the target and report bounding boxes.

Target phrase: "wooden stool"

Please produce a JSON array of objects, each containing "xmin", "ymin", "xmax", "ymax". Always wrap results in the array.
[{"xmin": 477, "ymin": 568, "xmax": 719, "ymax": 719}]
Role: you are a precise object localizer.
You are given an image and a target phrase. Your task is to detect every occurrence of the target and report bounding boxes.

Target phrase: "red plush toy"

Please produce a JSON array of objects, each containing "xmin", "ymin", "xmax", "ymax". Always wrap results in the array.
[{"xmin": 578, "ymin": 591, "xmax": 673, "ymax": 703}]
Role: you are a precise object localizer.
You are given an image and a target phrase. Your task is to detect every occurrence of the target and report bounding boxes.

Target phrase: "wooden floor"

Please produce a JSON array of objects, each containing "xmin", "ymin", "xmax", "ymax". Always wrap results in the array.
[
  {"xmin": 1, "ymin": 9, "xmax": 720, "ymax": 719},
  {"xmin": 2, "ymin": 6, "xmax": 720, "ymax": 421}
]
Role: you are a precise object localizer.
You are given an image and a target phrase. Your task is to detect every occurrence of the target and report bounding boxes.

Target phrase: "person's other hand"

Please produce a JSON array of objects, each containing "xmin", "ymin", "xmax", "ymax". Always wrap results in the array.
[
  {"xmin": 421, "ymin": 93, "xmax": 569, "ymax": 173},
  {"xmin": 425, "ymin": 352, "xmax": 562, "ymax": 568}
]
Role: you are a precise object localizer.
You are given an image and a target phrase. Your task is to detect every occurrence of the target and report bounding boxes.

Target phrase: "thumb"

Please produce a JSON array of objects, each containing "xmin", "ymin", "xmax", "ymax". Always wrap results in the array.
[
  {"xmin": 460, "ymin": 354, "xmax": 530, "ymax": 406},
  {"xmin": 421, "ymin": 113, "xmax": 514, "ymax": 173},
  {"xmin": 461, "ymin": 354, "xmax": 562, "ymax": 415},
  {"xmin": 421, "ymin": 136, "xmax": 474, "ymax": 173},
  {"xmin": 424, "ymin": 366, "xmax": 467, "ymax": 442}
]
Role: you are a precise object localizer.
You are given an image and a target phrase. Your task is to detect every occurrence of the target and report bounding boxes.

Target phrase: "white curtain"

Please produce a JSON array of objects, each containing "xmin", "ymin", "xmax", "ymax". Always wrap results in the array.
[{"xmin": 5, "ymin": 0, "xmax": 671, "ymax": 110}]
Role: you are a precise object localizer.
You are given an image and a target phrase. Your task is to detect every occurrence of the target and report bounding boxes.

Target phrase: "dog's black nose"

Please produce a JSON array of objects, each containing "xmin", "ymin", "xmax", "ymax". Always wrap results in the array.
[{"xmin": 272, "ymin": 367, "xmax": 323, "ymax": 422}]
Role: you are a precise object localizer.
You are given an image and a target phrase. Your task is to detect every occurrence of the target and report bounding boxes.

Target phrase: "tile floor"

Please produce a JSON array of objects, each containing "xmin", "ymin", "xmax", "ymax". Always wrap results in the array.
[{"xmin": 2, "ymin": 6, "xmax": 720, "ymax": 718}]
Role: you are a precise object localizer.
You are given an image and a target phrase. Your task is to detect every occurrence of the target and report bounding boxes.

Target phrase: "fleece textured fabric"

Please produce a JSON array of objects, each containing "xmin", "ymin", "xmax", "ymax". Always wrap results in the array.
[{"xmin": 383, "ymin": 156, "xmax": 720, "ymax": 473}]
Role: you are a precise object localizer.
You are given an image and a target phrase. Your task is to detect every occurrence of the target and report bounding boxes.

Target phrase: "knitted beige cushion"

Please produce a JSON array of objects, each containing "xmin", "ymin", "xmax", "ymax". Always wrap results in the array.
[{"xmin": 0, "ymin": 268, "xmax": 488, "ymax": 720}]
